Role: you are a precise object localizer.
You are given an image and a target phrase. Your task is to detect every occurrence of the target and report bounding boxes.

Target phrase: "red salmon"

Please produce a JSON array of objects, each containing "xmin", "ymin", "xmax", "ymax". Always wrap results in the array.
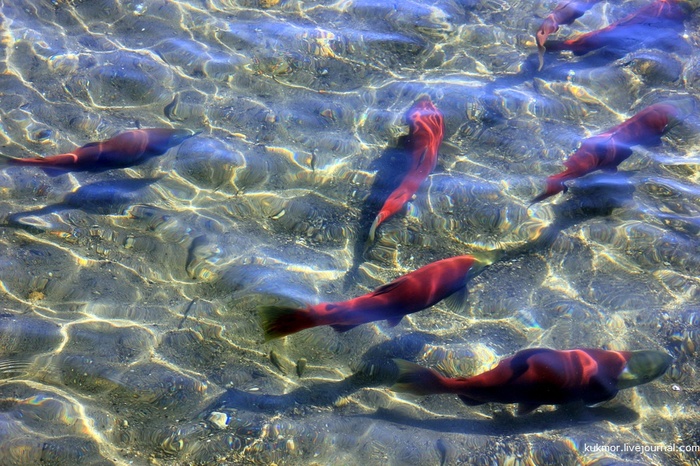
[
  {"xmin": 531, "ymin": 102, "xmax": 683, "ymax": 204},
  {"xmin": 260, "ymin": 255, "xmax": 483, "ymax": 340},
  {"xmin": 368, "ymin": 96, "xmax": 444, "ymax": 242},
  {"xmin": 536, "ymin": 0, "xmax": 601, "ymax": 70},
  {"xmin": 393, "ymin": 348, "xmax": 672, "ymax": 414},
  {"xmin": 4, "ymin": 128, "xmax": 196, "ymax": 175},
  {"xmin": 546, "ymin": 0, "xmax": 688, "ymax": 56}
]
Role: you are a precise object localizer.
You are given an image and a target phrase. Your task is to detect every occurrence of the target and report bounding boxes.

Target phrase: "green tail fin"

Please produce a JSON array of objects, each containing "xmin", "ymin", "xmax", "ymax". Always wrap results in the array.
[
  {"xmin": 391, "ymin": 359, "xmax": 448, "ymax": 396},
  {"xmin": 259, "ymin": 305, "xmax": 316, "ymax": 341}
]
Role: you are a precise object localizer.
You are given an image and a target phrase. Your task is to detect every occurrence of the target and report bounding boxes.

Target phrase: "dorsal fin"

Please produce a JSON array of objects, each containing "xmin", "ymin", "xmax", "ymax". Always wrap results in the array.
[{"xmin": 372, "ymin": 277, "xmax": 406, "ymax": 296}]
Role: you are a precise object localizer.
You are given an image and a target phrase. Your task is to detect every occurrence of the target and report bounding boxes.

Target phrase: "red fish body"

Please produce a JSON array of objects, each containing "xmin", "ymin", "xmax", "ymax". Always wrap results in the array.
[
  {"xmin": 368, "ymin": 97, "xmax": 444, "ymax": 242},
  {"xmin": 531, "ymin": 102, "xmax": 682, "ymax": 204},
  {"xmin": 260, "ymin": 255, "xmax": 482, "ymax": 340},
  {"xmin": 536, "ymin": 0, "xmax": 600, "ymax": 69},
  {"xmin": 546, "ymin": 0, "xmax": 689, "ymax": 56},
  {"xmin": 393, "ymin": 348, "xmax": 672, "ymax": 414},
  {"xmin": 5, "ymin": 128, "xmax": 196, "ymax": 175}
]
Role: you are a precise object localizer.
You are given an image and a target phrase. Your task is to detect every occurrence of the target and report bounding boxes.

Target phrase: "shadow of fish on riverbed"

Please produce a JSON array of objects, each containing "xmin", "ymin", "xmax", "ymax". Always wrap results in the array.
[
  {"xmin": 204, "ymin": 330, "xmax": 639, "ymax": 435},
  {"xmin": 2, "ymin": 177, "xmax": 162, "ymax": 233},
  {"xmin": 501, "ymin": 171, "xmax": 636, "ymax": 262},
  {"xmin": 362, "ymin": 402, "xmax": 639, "ymax": 436},
  {"xmin": 343, "ymin": 136, "xmax": 412, "ymax": 291},
  {"xmin": 204, "ymin": 332, "xmax": 436, "ymax": 415}
]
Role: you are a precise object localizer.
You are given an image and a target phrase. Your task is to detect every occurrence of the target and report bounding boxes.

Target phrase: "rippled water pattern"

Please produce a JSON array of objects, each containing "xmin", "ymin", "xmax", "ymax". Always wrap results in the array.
[{"xmin": 0, "ymin": 0, "xmax": 699, "ymax": 464}]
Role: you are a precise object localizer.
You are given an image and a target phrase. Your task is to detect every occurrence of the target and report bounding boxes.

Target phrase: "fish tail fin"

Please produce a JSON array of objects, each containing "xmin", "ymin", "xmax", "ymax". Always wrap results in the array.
[
  {"xmin": 367, "ymin": 212, "xmax": 384, "ymax": 243},
  {"xmin": 665, "ymin": 97, "xmax": 696, "ymax": 126},
  {"xmin": 259, "ymin": 305, "xmax": 318, "ymax": 341},
  {"xmin": 529, "ymin": 175, "xmax": 567, "ymax": 205},
  {"xmin": 391, "ymin": 359, "xmax": 449, "ymax": 396},
  {"xmin": 0, "ymin": 154, "xmax": 18, "ymax": 167}
]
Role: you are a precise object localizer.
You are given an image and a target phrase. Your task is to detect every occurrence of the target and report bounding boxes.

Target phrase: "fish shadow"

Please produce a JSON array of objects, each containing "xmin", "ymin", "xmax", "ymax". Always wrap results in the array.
[
  {"xmin": 501, "ymin": 171, "xmax": 636, "ymax": 261},
  {"xmin": 343, "ymin": 136, "xmax": 412, "ymax": 291},
  {"xmin": 362, "ymin": 402, "xmax": 640, "ymax": 436},
  {"xmin": 2, "ymin": 177, "xmax": 162, "ymax": 232},
  {"xmin": 206, "ymin": 333, "xmax": 440, "ymax": 415}
]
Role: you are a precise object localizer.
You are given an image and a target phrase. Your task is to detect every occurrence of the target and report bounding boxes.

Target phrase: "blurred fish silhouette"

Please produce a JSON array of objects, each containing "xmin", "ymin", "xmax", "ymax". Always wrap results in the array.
[
  {"xmin": 4, "ymin": 177, "xmax": 162, "ymax": 230},
  {"xmin": 368, "ymin": 96, "xmax": 444, "ymax": 242},
  {"xmin": 531, "ymin": 101, "xmax": 692, "ymax": 204},
  {"xmin": 393, "ymin": 347, "xmax": 672, "ymax": 415},
  {"xmin": 544, "ymin": 0, "xmax": 690, "ymax": 59},
  {"xmin": 536, "ymin": 0, "xmax": 601, "ymax": 70},
  {"xmin": 260, "ymin": 255, "xmax": 486, "ymax": 340},
  {"xmin": 2, "ymin": 128, "xmax": 197, "ymax": 176}
]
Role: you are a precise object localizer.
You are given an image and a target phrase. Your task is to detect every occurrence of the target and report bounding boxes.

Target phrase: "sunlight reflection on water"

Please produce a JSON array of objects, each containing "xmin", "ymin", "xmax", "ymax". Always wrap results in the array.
[{"xmin": 0, "ymin": 0, "xmax": 698, "ymax": 464}]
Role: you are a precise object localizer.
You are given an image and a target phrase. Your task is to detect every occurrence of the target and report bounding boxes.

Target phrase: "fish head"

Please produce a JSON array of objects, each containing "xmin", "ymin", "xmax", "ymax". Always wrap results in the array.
[
  {"xmin": 616, "ymin": 350, "xmax": 673, "ymax": 389},
  {"xmin": 145, "ymin": 128, "xmax": 199, "ymax": 155},
  {"xmin": 536, "ymin": 16, "xmax": 559, "ymax": 49},
  {"xmin": 167, "ymin": 129, "xmax": 200, "ymax": 146}
]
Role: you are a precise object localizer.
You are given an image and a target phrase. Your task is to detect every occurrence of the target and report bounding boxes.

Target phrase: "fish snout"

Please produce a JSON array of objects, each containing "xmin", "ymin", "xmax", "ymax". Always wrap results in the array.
[
  {"xmin": 536, "ymin": 17, "xmax": 558, "ymax": 49},
  {"xmin": 617, "ymin": 350, "xmax": 673, "ymax": 389},
  {"xmin": 171, "ymin": 129, "xmax": 200, "ymax": 145}
]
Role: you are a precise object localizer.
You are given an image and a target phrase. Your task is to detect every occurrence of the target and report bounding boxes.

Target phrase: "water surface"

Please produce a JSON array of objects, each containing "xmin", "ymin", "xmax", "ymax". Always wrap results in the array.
[{"xmin": 0, "ymin": 0, "xmax": 699, "ymax": 464}]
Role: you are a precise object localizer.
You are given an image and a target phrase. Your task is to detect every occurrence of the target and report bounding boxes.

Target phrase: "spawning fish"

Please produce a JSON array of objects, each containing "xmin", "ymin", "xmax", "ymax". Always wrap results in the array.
[
  {"xmin": 544, "ymin": 0, "xmax": 689, "ymax": 57},
  {"xmin": 531, "ymin": 101, "xmax": 685, "ymax": 204},
  {"xmin": 536, "ymin": 0, "xmax": 601, "ymax": 70},
  {"xmin": 368, "ymin": 96, "xmax": 444, "ymax": 242},
  {"xmin": 393, "ymin": 347, "xmax": 672, "ymax": 415},
  {"xmin": 3, "ymin": 128, "xmax": 197, "ymax": 175},
  {"xmin": 260, "ymin": 255, "xmax": 484, "ymax": 340}
]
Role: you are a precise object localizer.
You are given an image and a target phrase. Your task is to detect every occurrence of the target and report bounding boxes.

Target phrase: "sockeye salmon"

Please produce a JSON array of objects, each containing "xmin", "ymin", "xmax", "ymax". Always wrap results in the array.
[
  {"xmin": 368, "ymin": 96, "xmax": 444, "ymax": 242},
  {"xmin": 531, "ymin": 101, "xmax": 686, "ymax": 204},
  {"xmin": 544, "ymin": 0, "xmax": 689, "ymax": 57},
  {"xmin": 393, "ymin": 347, "xmax": 672, "ymax": 415},
  {"xmin": 3, "ymin": 128, "xmax": 197, "ymax": 175},
  {"xmin": 260, "ymin": 255, "xmax": 484, "ymax": 340},
  {"xmin": 536, "ymin": 0, "xmax": 601, "ymax": 70}
]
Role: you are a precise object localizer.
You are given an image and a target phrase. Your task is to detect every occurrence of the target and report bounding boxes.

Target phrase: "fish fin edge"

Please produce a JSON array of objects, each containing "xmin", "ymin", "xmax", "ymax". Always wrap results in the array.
[
  {"xmin": 516, "ymin": 403, "xmax": 540, "ymax": 415},
  {"xmin": 458, "ymin": 394, "xmax": 484, "ymax": 406}
]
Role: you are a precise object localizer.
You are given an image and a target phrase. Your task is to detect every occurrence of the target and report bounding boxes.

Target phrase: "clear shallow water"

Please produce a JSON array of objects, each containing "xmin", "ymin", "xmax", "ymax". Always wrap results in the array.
[{"xmin": 0, "ymin": 0, "xmax": 699, "ymax": 464}]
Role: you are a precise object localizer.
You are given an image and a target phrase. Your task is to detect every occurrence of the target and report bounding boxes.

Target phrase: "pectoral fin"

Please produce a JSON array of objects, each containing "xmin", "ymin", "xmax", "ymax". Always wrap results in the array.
[
  {"xmin": 442, "ymin": 286, "xmax": 469, "ymax": 314},
  {"xmin": 40, "ymin": 167, "xmax": 69, "ymax": 177},
  {"xmin": 385, "ymin": 316, "xmax": 403, "ymax": 328},
  {"xmin": 516, "ymin": 403, "xmax": 540, "ymax": 415},
  {"xmin": 458, "ymin": 395, "xmax": 484, "ymax": 406},
  {"xmin": 585, "ymin": 400, "xmax": 608, "ymax": 408},
  {"xmin": 331, "ymin": 323, "xmax": 360, "ymax": 333}
]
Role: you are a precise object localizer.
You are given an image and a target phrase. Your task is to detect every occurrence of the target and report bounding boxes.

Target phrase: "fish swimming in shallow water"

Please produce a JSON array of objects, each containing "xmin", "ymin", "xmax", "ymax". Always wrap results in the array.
[
  {"xmin": 368, "ymin": 96, "xmax": 444, "ymax": 242},
  {"xmin": 260, "ymin": 255, "xmax": 484, "ymax": 340},
  {"xmin": 536, "ymin": 0, "xmax": 600, "ymax": 70},
  {"xmin": 531, "ymin": 102, "xmax": 686, "ymax": 204},
  {"xmin": 2, "ymin": 128, "xmax": 197, "ymax": 175},
  {"xmin": 393, "ymin": 348, "xmax": 672, "ymax": 415},
  {"xmin": 544, "ymin": 0, "xmax": 689, "ymax": 58}
]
